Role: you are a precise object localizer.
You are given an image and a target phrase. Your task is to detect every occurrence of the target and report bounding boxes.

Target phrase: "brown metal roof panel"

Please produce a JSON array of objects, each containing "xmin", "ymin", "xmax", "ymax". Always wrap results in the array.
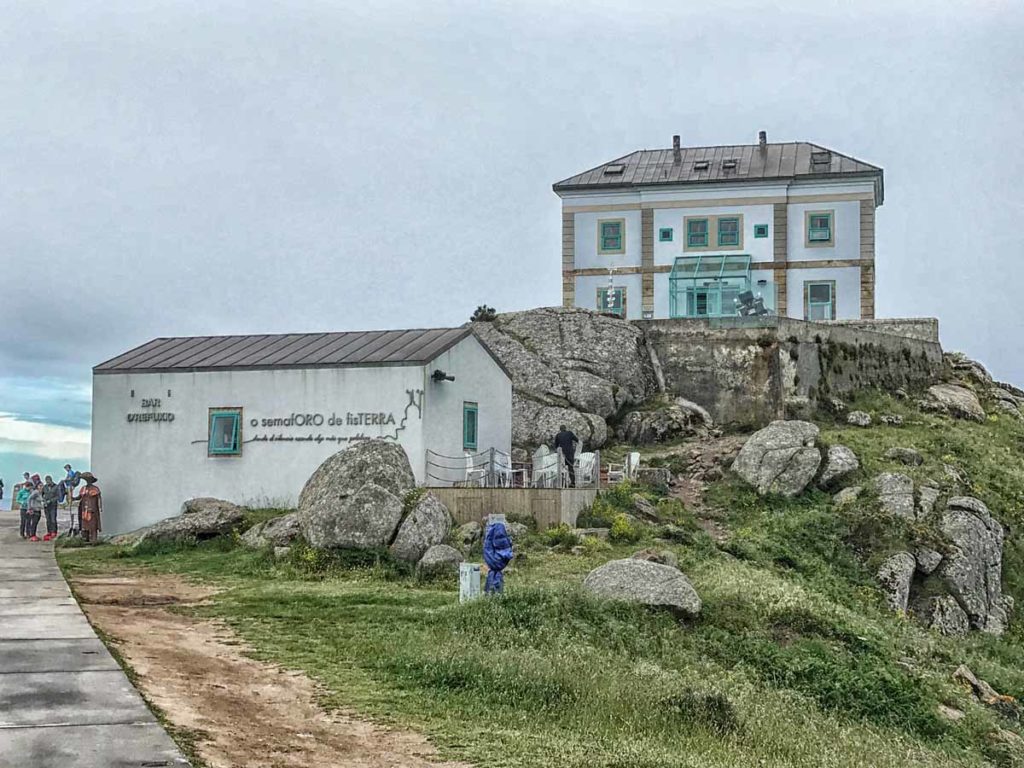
[
  {"xmin": 172, "ymin": 335, "xmax": 253, "ymax": 368},
  {"xmin": 117, "ymin": 336, "xmax": 209, "ymax": 370},
  {"xmin": 235, "ymin": 334, "xmax": 314, "ymax": 366},
  {"xmin": 258, "ymin": 333, "xmax": 331, "ymax": 366},
  {"xmin": 305, "ymin": 332, "xmax": 369, "ymax": 364},
  {"xmin": 319, "ymin": 330, "xmax": 391, "ymax": 365},
  {"xmin": 96, "ymin": 337, "xmax": 177, "ymax": 371},
  {"xmin": 414, "ymin": 328, "xmax": 472, "ymax": 364},
  {"xmin": 778, "ymin": 144, "xmax": 798, "ymax": 177},
  {"xmin": 121, "ymin": 336, "xmax": 213, "ymax": 370},
  {"xmin": 347, "ymin": 329, "xmax": 430, "ymax": 364},
  {"xmin": 358, "ymin": 329, "xmax": 432, "ymax": 363},
  {"xmin": 211, "ymin": 335, "xmax": 278, "ymax": 367},
  {"xmin": 273, "ymin": 332, "xmax": 343, "ymax": 365},
  {"xmin": 379, "ymin": 328, "xmax": 453, "ymax": 363},
  {"xmin": 157, "ymin": 336, "xmax": 240, "ymax": 369},
  {"xmin": 793, "ymin": 143, "xmax": 812, "ymax": 176}
]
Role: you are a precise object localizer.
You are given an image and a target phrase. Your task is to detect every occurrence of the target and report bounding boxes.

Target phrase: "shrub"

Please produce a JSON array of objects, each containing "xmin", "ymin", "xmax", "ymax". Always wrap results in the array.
[
  {"xmin": 580, "ymin": 536, "xmax": 612, "ymax": 556},
  {"xmin": 609, "ymin": 514, "xmax": 642, "ymax": 544},
  {"xmin": 470, "ymin": 304, "xmax": 497, "ymax": 322},
  {"xmin": 542, "ymin": 524, "xmax": 580, "ymax": 549}
]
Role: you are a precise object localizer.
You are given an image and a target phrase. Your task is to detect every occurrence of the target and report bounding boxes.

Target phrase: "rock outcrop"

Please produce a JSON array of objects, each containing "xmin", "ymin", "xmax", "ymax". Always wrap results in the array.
[
  {"xmin": 616, "ymin": 397, "xmax": 713, "ymax": 445},
  {"xmin": 130, "ymin": 497, "xmax": 247, "ymax": 547},
  {"xmin": 926, "ymin": 384, "xmax": 986, "ymax": 422},
  {"xmin": 241, "ymin": 512, "xmax": 302, "ymax": 549},
  {"xmin": 583, "ymin": 558, "xmax": 701, "ymax": 619},
  {"xmin": 847, "ymin": 411, "xmax": 872, "ymax": 427},
  {"xmin": 874, "ymin": 473, "xmax": 916, "ymax": 520},
  {"xmin": 818, "ymin": 445, "xmax": 859, "ymax": 488},
  {"xmin": 298, "ymin": 440, "xmax": 415, "ymax": 550},
  {"xmin": 732, "ymin": 421, "xmax": 821, "ymax": 497},
  {"xmin": 939, "ymin": 496, "xmax": 1012, "ymax": 634},
  {"xmin": 390, "ymin": 492, "xmax": 451, "ymax": 564},
  {"xmin": 472, "ymin": 307, "xmax": 658, "ymax": 450},
  {"xmin": 877, "ymin": 552, "xmax": 916, "ymax": 613},
  {"xmin": 416, "ymin": 544, "xmax": 464, "ymax": 578},
  {"xmin": 928, "ymin": 596, "xmax": 970, "ymax": 637}
]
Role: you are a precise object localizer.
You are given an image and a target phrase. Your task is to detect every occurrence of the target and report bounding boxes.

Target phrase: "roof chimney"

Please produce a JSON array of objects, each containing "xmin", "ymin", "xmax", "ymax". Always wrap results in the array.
[
  {"xmin": 758, "ymin": 130, "xmax": 767, "ymax": 148},
  {"xmin": 672, "ymin": 134, "xmax": 681, "ymax": 163}
]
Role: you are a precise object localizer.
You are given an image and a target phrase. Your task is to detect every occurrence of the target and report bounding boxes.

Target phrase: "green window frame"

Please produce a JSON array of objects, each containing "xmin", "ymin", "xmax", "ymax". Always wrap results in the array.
[
  {"xmin": 659, "ymin": 227, "xmax": 673, "ymax": 242},
  {"xmin": 686, "ymin": 218, "xmax": 709, "ymax": 248},
  {"xmin": 463, "ymin": 402, "xmax": 479, "ymax": 451},
  {"xmin": 597, "ymin": 219, "xmax": 625, "ymax": 254},
  {"xmin": 597, "ymin": 286, "xmax": 627, "ymax": 317},
  {"xmin": 208, "ymin": 408, "xmax": 242, "ymax": 457},
  {"xmin": 717, "ymin": 217, "xmax": 740, "ymax": 247},
  {"xmin": 804, "ymin": 281, "xmax": 836, "ymax": 321},
  {"xmin": 806, "ymin": 210, "xmax": 834, "ymax": 246},
  {"xmin": 754, "ymin": 224, "xmax": 769, "ymax": 238}
]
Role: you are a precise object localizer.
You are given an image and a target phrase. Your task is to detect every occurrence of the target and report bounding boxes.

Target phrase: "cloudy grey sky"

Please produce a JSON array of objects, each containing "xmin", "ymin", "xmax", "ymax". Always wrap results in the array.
[{"xmin": 1, "ymin": 0, "xmax": 1022, "ymax": 483}]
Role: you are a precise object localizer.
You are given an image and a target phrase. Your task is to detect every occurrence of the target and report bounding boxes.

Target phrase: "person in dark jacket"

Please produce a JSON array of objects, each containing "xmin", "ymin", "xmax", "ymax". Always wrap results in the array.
[
  {"xmin": 553, "ymin": 425, "xmax": 579, "ymax": 488},
  {"xmin": 41, "ymin": 476, "xmax": 60, "ymax": 540}
]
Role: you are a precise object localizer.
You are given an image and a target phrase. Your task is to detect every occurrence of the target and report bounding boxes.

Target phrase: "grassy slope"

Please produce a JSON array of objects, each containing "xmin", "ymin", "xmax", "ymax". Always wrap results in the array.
[{"xmin": 58, "ymin": 394, "xmax": 1024, "ymax": 768}]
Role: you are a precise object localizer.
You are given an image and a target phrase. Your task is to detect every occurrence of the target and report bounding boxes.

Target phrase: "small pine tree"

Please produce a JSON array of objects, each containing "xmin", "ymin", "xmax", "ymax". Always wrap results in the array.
[{"xmin": 471, "ymin": 305, "xmax": 497, "ymax": 322}]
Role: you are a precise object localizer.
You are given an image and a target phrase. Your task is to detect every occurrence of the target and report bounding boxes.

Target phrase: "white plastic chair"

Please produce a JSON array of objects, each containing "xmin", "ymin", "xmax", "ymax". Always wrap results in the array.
[
  {"xmin": 532, "ymin": 445, "xmax": 559, "ymax": 488},
  {"xmin": 607, "ymin": 451, "xmax": 641, "ymax": 484},
  {"xmin": 575, "ymin": 452, "xmax": 596, "ymax": 487},
  {"xmin": 494, "ymin": 451, "xmax": 527, "ymax": 488},
  {"xmin": 465, "ymin": 452, "xmax": 487, "ymax": 487}
]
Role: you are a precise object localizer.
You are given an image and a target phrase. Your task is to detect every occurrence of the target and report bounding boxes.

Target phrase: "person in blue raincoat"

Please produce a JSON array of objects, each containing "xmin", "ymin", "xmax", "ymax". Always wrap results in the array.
[{"xmin": 482, "ymin": 518, "xmax": 514, "ymax": 594}]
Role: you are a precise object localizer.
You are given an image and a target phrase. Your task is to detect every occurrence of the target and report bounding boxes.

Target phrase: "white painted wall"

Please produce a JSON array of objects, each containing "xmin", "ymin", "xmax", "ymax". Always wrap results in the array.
[
  {"xmin": 92, "ymin": 336, "xmax": 511, "ymax": 533},
  {"xmin": 652, "ymin": 203, "xmax": 775, "ymax": 267},
  {"xmin": 574, "ymin": 273, "xmax": 644, "ymax": 320},
  {"xmin": 785, "ymin": 266, "xmax": 862, "ymax": 320},
  {"xmin": 573, "ymin": 209, "xmax": 642, "ymax": 269},
  {"xmin": 422, "ymin": 339, "xmax": 513, "ymax": 485},
  {"xmin": 786, "ymin": 200, "xmax": 861, "ymax": 262}
]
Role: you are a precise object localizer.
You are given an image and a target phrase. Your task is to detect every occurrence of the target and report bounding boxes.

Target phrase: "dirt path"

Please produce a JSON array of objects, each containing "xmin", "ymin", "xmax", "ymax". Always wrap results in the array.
[{"xmin": 70, "ymin": 571, "xmax": 470, "ymax": 768}]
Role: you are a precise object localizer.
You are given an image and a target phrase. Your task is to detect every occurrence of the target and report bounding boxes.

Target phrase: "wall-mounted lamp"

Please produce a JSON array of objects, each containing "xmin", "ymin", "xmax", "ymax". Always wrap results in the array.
[{"xmin": 431, "ymin": 369, "xmax": 455, "ymax": 383}]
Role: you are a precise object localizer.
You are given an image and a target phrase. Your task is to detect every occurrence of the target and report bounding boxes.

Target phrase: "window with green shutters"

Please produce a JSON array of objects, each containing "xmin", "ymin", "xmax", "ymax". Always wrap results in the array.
[
  {"xmin": 463, "ymin": 402, "xmax": 479, "ymax": 450},
  {"xmin": 686, "ymin": 218, "xmax": 709, "ymax": 248},
  {"xmin": 208, "ymin": 408, "xmax": 242, "ymax": 456},
  {"xmin": 717, "ymin": 217, "xmax": 740, "ymax": 247},
  {"xmin": 598, "ymin": 219, "xmax": 624, "ymax": 254},
  {"xmin": 806, "ymin": 211, "xmax": 834, "ymax": 246}
]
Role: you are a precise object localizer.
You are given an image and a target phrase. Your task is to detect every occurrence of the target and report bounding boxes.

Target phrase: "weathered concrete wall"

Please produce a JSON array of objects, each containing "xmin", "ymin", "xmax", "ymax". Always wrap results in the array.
[
  {"xmin": 638, "ymin": 317, "xmax": 944, "ymax": 427},
  {"xmin": 828, "ymin": 318, "xmax": 940, "ymax": 343},
  {"xmin": 428, "ymin": 487, "xmax": 597, "ymax": 529}
]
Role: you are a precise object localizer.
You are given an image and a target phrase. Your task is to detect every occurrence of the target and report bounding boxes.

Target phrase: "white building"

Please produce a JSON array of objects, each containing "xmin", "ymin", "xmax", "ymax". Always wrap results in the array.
[
  {"xmin": 92, "ymin": 327, "xmax": 512, "ymax": 533},
  {"xmin": 554, "ymin": 132, "xmax": 883, "ymax": 322}
]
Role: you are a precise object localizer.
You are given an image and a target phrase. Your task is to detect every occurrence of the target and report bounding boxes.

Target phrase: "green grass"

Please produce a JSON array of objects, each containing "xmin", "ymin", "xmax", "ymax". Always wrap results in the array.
[{"xmin": 57, "ymin": 394, "xmax": 1024, "ymax": 768}]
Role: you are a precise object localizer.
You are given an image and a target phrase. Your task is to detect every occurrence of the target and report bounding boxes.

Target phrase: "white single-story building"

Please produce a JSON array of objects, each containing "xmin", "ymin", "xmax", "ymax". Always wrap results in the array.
[{"xmin": 92, "ymin": 327, "xmax": 512, "ymax": 533}]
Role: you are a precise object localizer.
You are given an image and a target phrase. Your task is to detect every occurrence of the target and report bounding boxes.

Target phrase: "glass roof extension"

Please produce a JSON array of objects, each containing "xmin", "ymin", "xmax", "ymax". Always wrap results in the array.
[{"xmin": 669, "ymin": 254, "xmax": 751, "ymax": 281}]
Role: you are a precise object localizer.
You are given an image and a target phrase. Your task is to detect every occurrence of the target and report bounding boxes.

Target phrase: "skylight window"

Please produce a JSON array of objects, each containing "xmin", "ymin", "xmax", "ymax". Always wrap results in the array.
[
  {"xmin": 693, "ymin": 160, "xmax": 710, "ymax": 171},
  {"xmin": 721, "ymin": 158, "xmax": 738, "ymax": 170},
  {"xmin": 604, "ymin": 164, "xmax": 625, "ymax": 175},
  {"xmin": 811, "ymin": 151, "xmax": 832, "ymax": 165}
]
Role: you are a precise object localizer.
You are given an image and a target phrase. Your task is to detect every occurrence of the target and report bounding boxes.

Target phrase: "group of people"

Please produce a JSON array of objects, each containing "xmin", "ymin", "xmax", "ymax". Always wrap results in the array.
[{"xmin": 4, "ymin": 465, "xmax": 103, "ymax": 543}]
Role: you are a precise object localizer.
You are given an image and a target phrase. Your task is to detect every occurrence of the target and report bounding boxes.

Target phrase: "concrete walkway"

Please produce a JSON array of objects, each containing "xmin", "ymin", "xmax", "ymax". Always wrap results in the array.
[{"xmin": 0, "ymin": 514, "xmax": 189, "ymax": 767}]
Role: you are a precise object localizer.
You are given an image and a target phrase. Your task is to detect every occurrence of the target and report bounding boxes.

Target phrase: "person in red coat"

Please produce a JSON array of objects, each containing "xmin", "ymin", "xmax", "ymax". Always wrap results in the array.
[{"xmin": 76, "ymin": 472, "xmax": 102, "ymax": 543}]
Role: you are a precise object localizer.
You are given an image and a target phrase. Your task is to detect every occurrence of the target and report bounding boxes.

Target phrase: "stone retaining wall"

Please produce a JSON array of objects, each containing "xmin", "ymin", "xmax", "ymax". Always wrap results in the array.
[
  {"xmin": 827, "ymin": 317, "xmax": 940, "ymax": 343},
  {"xmin": 638, "ymin": 317, "xmax": 945, "ymax": 427}
]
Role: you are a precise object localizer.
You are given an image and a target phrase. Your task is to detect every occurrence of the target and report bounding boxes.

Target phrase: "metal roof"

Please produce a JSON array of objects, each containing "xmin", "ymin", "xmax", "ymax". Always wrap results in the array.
[
  {"xmin": 553, "ymin": 142, "xmax": 884, "ymax": 202},
  {"xmin": 94, "ymin": 327, "xmax": 503, "ymax": 374}
]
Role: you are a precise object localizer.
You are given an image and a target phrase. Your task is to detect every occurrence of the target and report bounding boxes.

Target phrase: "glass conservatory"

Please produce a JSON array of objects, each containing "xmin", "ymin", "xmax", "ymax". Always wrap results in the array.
[{"xmin": 668, "ymin": 254, "xmax": 776, "ymax": 319}]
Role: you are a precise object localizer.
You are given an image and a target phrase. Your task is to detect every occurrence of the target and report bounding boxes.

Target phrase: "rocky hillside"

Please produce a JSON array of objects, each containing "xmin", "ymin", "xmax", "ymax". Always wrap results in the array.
[{"xmin": 471, "ymin": 307, "xmax": 659, "ymax": 450}]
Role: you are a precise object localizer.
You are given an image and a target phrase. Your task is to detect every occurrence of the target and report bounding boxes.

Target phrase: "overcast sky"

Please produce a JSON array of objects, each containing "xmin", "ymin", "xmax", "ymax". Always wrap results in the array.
[{"xmin": 1, "ymin": 0, "xmax": 1022, "ymax": 485}]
